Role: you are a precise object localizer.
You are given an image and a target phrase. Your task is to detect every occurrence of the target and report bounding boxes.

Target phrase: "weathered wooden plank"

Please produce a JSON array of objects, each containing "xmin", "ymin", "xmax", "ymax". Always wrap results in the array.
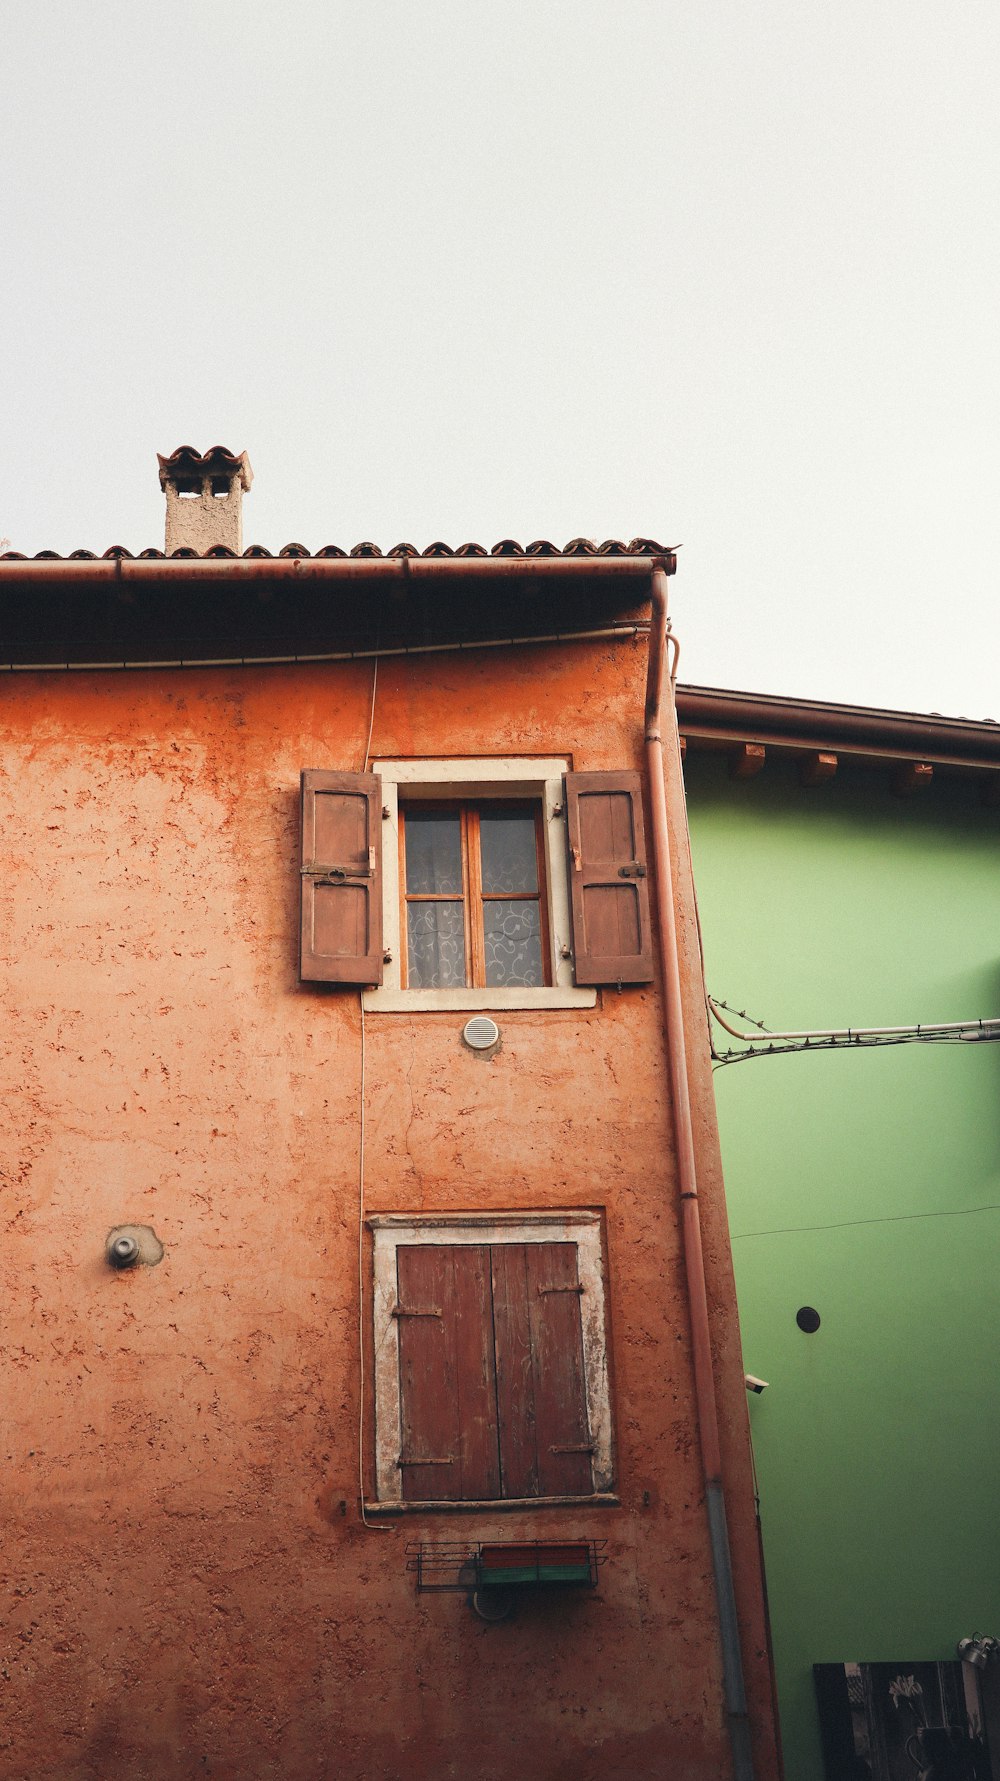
[
  {"xmin": 491, "ymin": 1243, "xmax": 538, "ymax": 1498},
  {"xmin": 493, "ymin": 1242, "xmax": 592, "ymax": 1498},
  {"xmin": 525, "ymin": 1243, "xmax": 593, "ymax": 1497},
  {"xmin": 396, "ymin": 1245, "xmax": 499, "ymax": 1501}
]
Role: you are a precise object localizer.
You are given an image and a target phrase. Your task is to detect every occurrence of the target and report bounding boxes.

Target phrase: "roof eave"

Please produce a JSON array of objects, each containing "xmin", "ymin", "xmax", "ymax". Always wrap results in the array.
[{"xmin": 676, "ymin": 683, "xmax": 1000, "ymax": 774}]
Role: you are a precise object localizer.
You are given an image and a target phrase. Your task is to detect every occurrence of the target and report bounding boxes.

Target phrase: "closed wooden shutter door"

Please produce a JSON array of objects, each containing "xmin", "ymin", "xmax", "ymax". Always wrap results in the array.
[
  {"xmin": 300, "ymin": 771, "xmax": 383, "ymax": 985},
  {"xmin": 396, "ymin": 1245, "xmax": 501, "ymax": 1502},
  {"xmin": 491, "ymin": 1242, "xmax": 592, "ymax": 1498},
  {"xmin": 564, "ymin": 770, "xmax": 654, "ymax": 985}
]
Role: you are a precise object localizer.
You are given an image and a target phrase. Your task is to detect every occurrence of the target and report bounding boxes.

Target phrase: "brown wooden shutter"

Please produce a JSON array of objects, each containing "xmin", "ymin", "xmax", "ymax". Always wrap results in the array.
[
  {"xmin": 396, "ymin": 1245, "xmax": 501, "ymax": 1502},
  {"xmin": 564, "ymin": 770, "xmax": 654, "ymax": 985},
  {"xmin": 300, "ymin": 771, "xmax": 383, "ymax": 985},
  {"xmin": 492, "ymin": 1242, "xmax": 593, "ymax": 1499}
]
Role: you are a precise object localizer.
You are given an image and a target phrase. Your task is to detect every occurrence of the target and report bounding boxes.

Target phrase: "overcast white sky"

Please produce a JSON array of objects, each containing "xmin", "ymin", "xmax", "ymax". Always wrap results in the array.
[{"xmin": 2, "ymin": 2, "xmax": 998, "ymax": 716}]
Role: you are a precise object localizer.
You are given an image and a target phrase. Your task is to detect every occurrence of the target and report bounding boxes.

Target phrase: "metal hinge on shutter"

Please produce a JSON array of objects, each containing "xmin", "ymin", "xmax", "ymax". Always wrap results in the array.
[
  {"xmin": 537, "ymin": 1283, "xmax": 584, "ymax": 1296},
  {"xmin": 300, "ymin": 861, "xmax": 375, "ymax": 882},
  {"xmin": 391, "ymin": 1304, "xmax": 442, "ymax": 1319},
  {"xmin": 397, "ymin": 1455, "xmax": 456, "ymax": 1467},
  {"xmin": 549, "ymin": 1443, "xmax": 595, "ymax": 1455}
]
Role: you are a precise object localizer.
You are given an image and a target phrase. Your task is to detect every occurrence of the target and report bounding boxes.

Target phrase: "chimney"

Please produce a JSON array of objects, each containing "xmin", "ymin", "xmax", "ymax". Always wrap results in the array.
[{"xmin": 157, "ymin": 446, "xmax": 253, "ymax": 555}]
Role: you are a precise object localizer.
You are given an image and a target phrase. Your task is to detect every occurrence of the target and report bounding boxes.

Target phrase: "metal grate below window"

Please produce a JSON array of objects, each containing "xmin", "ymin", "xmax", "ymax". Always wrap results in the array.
[{"xmin": 407, "ymin": 1539, "xmax": 606, "ymax": 1594}]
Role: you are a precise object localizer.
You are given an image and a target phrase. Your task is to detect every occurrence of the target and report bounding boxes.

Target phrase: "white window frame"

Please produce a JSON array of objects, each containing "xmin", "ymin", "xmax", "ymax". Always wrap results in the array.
[
  {"xmin": 368, "ymin": 1209, "xmax": 614, "ymax": 1506},
  {"xmin": 363, "ymin": 757, "xmax": 596, "ymax": 1012}
]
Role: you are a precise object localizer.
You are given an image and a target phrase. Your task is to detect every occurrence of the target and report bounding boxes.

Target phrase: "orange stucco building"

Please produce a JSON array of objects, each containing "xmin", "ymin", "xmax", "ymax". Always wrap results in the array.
[{"xmin": 2, "ymin": 451, "xmax": 780, "ymax": 1781}]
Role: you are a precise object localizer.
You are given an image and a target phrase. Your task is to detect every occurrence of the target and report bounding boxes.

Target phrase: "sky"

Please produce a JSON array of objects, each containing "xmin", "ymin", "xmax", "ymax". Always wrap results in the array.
[{"xmin": 2, "ymin": 1, "xmax": 998, "ymax": 718}]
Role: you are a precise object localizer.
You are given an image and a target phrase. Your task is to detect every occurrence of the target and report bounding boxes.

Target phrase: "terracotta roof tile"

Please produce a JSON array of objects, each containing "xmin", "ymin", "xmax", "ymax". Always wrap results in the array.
[
  {"xmin": 1, "ymin": 538, "xmax": 670, "ymax": 564},
  {"xmin": 156, "ymin": 445, "xmax": 253, "ymax": 491}
]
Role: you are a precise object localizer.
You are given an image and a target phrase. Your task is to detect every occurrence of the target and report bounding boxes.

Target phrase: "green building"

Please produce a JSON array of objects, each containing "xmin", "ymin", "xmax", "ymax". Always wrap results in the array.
[{"xmin": 679, "ymin": 686, "xmax": 1000, "ymax": 1779}]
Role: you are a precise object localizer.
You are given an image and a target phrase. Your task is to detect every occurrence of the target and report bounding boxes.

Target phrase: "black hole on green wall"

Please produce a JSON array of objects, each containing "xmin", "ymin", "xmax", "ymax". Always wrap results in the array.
[{"xmin": 796, "ymin": 1306, "xmax": 821, "ymax": 1333}]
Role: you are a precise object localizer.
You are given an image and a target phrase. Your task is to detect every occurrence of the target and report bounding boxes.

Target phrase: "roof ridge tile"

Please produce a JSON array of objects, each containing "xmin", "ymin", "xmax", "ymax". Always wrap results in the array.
[{"xmin": 0, "ymin": 537, "xmax": 672, "ymax": 562}]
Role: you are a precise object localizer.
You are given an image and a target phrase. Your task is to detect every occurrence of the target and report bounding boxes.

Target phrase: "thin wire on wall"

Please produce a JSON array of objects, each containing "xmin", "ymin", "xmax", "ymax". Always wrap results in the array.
[
  {"xmin": 731, "ymin": 1200, "xmax": 1000, "ymax": 1241},
  {"xmin": 357, "ymin": 657, "xmax": 391, "ymax": 1532}
]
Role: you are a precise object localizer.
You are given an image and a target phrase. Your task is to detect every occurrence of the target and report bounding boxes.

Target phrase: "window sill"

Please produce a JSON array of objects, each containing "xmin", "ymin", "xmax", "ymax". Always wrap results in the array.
[
  {"xmin": 363, "ymin": 1493, "xmax": 619, "ymax": 1516},
  {"xmin": 362, "ymin": 986, "xmax": 597, "ymax": 1013}
]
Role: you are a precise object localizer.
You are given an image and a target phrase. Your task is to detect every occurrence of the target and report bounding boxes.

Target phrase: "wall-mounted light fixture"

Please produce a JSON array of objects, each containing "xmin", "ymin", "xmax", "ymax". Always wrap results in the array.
[{"xmin": 957, "ymin": 1634, "xmax": 999, "ymax": 1669}]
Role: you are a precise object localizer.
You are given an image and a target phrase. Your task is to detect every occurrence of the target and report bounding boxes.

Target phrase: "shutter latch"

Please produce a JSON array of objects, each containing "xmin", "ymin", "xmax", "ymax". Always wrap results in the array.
[{"xmin": 618, "ymin": 863, "xmax": 646, "ymax": 879}]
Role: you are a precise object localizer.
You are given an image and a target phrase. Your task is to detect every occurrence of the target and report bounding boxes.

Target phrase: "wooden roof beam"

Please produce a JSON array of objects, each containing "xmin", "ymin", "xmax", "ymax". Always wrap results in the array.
[
  {"xmin": 729, "ymin": 742, "xmax": 766, "ymax": 780},
  {"xmin": 891, "ymin": 761, "xmax": 933, "ymax": 797},
  {"xmin": 799, "ymin": 751, "xmax": 838, "ymax": 787}
]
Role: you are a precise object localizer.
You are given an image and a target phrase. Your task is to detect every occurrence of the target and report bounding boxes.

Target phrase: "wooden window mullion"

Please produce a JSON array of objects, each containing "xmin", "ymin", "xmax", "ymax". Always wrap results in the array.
[
  {"xmin": 534, "ymin": 806, "xmax": 551, "ymax": 983},
  {"xmin": 466, "ymin": 806, "xmax": 486, "ymax": 986},
  {"xmin": 399, "ymin": 806, "xmax": 410, "ymax": 988}
]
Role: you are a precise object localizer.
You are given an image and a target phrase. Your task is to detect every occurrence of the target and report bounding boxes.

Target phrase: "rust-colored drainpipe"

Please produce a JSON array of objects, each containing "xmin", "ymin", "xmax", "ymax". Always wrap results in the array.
[{"xmin": 646, "ymin": 567, "xmax": 755, "ymax": 1781}]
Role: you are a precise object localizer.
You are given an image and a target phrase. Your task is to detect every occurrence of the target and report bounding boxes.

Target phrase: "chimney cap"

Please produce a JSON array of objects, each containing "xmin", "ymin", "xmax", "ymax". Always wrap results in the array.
[{"xmin": 157, "ymin": 445, "xmax": 253, "ymax": 493}]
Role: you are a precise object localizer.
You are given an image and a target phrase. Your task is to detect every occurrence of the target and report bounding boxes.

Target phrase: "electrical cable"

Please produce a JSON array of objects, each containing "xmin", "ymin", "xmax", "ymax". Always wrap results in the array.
[
  {"xmin": 361, "ymin": 653, "xmax": 379, "ymax": 775},
  {"xmin": 709, "ymin": 994, "xmax": 1000, "ymax": 1046},
  {"xmin": 708, "ymin": 995, "xmax": 1000, "ymax": 1067},
  {"xmin": 712, "ymin": 1030, "xmax": 1000, "ymax": 1069},
  {"xmin": 731, "ymin": 1200, "xmax": 1000, "ymax": 1241}
]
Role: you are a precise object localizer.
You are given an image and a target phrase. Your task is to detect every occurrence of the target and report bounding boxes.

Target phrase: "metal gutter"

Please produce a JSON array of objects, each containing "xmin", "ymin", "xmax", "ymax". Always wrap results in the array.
[{"xmin": 0, "ymin": 554, "xmax": 669, "ymax": 588}]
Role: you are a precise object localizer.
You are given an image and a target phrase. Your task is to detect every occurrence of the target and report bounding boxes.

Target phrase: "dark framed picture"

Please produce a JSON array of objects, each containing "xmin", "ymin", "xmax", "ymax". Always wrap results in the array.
[{"xmin": 814, "ymin": 1660, "xmax": 997, "ymax": 1780}]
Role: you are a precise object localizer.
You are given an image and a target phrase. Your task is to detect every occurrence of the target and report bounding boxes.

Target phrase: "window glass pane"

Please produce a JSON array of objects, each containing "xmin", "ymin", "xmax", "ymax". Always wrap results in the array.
[
  {"xmin": 479, "ymin": 807, "xmax": 538, "ymax": 895},
  {"xmin": 483, "ymin": 900, "xmax": 543, "ymax": 988},
  {"xmin": 404, "ymin": 811, "xmax": 463, "ymax": 894},
  {"xmin": 407, "ymin": 902, "xmax": 467, "ymax": 988}
]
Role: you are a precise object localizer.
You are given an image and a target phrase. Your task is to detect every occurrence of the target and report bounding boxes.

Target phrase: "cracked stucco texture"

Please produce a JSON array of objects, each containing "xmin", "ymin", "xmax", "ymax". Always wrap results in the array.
[{"xmin": 1, "ymin": 644, "xmax": 777, "ymax": 1781}]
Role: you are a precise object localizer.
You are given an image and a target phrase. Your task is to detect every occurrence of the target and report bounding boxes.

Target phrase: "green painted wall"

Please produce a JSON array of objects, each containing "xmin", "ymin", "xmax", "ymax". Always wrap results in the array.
[{"xmin": 684, "ymin": 750, "xmax": 1000, "ymax": 1779}]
